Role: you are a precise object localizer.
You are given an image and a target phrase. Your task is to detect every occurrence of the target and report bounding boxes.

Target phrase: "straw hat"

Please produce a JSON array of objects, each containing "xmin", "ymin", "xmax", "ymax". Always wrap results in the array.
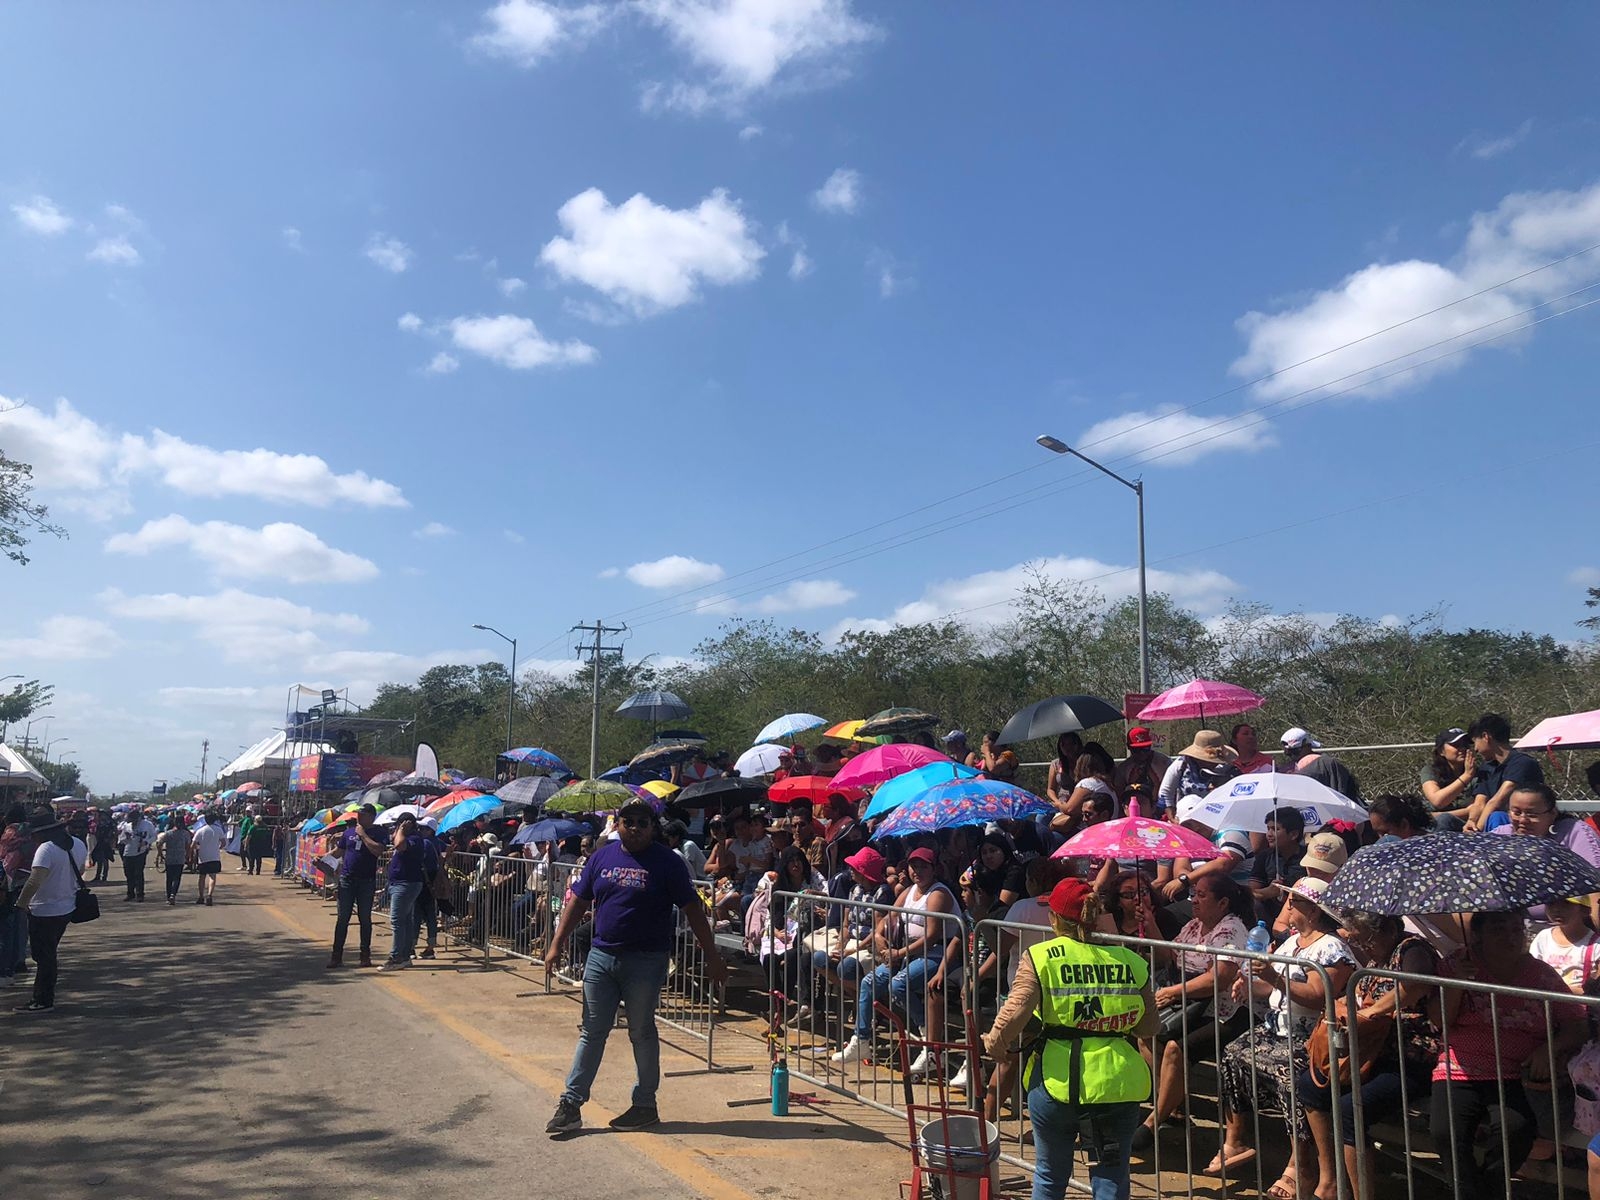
[{"xmin": 1178, "ymin": 730, "xmax": 1237, "ymax": 763}]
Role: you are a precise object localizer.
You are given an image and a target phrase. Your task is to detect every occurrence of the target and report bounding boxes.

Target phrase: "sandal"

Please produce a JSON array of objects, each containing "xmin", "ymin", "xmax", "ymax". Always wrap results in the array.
[
  {"xmin": 1266, "ymin": 1173, "xmax": 1302, "ymax": 1199},
  {"xmin": 1203, "ymin": 1146, "xmax": 1257, "ymax": 1174}
]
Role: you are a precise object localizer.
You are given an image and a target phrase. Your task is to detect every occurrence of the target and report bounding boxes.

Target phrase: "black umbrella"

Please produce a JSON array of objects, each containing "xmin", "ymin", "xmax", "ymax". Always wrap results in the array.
[
  {"xmin": 656, "ymin": 729, "xmax": 707, "ymax": 743},
  {"xmin": 388, "ymin": 774, "xmax": 451, "ymax": 797},
  {"xmin": 677, "ymin": 777, "xmax": 768, "ymax": 810},
  {"xmin": 616, "ymin": 690, "xmax": 693, "ymax": 723},
  {"xmin": 995, "ymin": 694, "xmax": 1124, "ymax": 746},
  {"xmin": 1324, "ymin": 832, "xmax": 1600, "ymax": 915},
  {"xmin": 859, "ymin": 707, "xmax": 940, "ymax": 738}
]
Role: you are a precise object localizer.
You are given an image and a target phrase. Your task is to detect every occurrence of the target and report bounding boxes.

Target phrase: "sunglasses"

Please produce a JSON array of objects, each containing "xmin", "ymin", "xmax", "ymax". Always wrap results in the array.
[
  {"xmin": 620, "ymin": 817, "xmax": 654, "ymax": 829},
  {"xmin": 1118, "ymin": 891, "xmax": 1142, "ymax": 900}
]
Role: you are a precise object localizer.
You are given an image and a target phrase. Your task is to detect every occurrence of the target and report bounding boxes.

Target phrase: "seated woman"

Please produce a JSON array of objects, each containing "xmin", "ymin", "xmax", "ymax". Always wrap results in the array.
[
  {"xmin": 807, "ymin": 847, "xmax": 894, "ymax": 1011},
  {"xmin": 1299, "ymin": 911, "xmax": 1440, "ymax": 1200},
  {"xmin": 753, "ymin": 847, "xmax": 828, "ymax": 1001},
  {"xmin": 1100, "ymin": 869, "xmax": 1182, "ymax": 942},
  {"xmin": 1212, "ymin": 877, "xmax": 1356, "ymax": 1200},
  {"xmin": 1133, "ymin": 874, "xmax": 1253, "ymax": 1152},
  {"xmin": 971, "ymin": 831, "xmax": 1026, "ymax": 906},
  {"xmin": 1431, "ymin": 909, "xmax": 1587, "ymax": 1199}
]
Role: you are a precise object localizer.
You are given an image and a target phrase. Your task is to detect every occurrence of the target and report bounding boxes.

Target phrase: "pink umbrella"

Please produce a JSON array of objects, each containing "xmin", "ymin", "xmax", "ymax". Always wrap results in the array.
[
  {"xmin": 1516, "ymin": 709, "xmax": 1600, "ymax": 752},
  {"xmin": 1052, "ymin": 804, "xmax": 1222, "ymax": 863},
  {"xmin": 831, "ymin": 744, "xmax": 951, "ymax": 789},
  {"xmin": 1136, "ymin": 679, "xmax": 1264, "ymax": 723}
]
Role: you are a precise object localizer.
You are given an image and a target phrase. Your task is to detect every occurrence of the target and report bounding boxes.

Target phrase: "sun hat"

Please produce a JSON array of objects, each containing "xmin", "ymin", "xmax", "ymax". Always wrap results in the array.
[
  {"xmin": 1300, "ymin": 831, "xmax": 1349, "ymax": 872},
  {"xmin": 843, "ymin": 846, "xmax": 886, "ymax": 884},
  {"xmin": 1127, "ymin": 726, "xmax": 1157, "ymax": 749},
  {"xmin": 21, "ymin": 812, "xmax": 65, "ymax": 836},
  {"xmin": 1281, "ymin": 726, "xmax": 1322, "ymax": 749},
  {"xmin": 1048, "ymin": 877, "xmax": 1095, "ymax": 920},
  {"xmin": 907, "ymin": 846, "xmax": 937, "ymax": 867},
  {"xmin": 1178, "ymin": 730, "xmax": 1237, "ymax": 762}
]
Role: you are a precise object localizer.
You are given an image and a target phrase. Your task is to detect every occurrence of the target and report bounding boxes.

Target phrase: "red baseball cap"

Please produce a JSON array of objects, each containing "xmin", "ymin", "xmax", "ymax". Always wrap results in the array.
[
  {"xmin": 1127, "ymin": 726, "xmax": 1156, "ymax": 749},
  {"xmin": 907, "ymin": 847, "xmax": 937, "ymax": 867},
  {"xmin": 1048, "ymin": 877, "xmax": 1095, "ymax": 919}
]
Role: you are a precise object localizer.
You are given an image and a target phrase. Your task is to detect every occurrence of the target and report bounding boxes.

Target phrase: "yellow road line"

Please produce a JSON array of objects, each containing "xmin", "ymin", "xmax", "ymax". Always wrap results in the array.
[{"xmin": 262, "ymin": 903, "xmax": 756, "ymax": 1200}]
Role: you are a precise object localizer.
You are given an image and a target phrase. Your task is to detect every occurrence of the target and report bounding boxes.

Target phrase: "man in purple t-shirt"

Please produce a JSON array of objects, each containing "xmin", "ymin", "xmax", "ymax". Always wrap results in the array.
[
  {"xmin": 542, "ymin": 795, "xmax": 725, "ymax": 1135},
  {"xmin": 327, "ymin": 804, "xmax": 385, "ymax": 969}
]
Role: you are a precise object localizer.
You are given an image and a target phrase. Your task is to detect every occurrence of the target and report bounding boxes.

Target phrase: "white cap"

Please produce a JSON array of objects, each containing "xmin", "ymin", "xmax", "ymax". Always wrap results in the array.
[
  {"xmin": 420, "ymin": 816, "xmax": 439, "ymax": 830},
  {"xmin": 1280, "ymin": 726, "xmax": 1322, "ymax": 749}
]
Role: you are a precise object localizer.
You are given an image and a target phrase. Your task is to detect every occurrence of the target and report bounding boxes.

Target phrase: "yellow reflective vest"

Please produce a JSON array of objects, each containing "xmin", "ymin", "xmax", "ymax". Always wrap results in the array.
[{"xmin": 1026, "ymin": 936, "xmax": 1152, "ymax": 1106}]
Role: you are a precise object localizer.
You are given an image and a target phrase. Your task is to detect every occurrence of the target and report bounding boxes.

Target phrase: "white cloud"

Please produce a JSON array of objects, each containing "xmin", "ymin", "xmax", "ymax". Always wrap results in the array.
[
  {"xmin": 471, "ymin": 0, "xmax": 607, "ymax": 67},
  {"xmin": 598, "ymin": 566, "xmax": 621, "ymax": 578},
  {"xmin": 87, "ymin": 235, "xmax": 141, "ymax": 266},
  {"xmin": 751, "ymin": 579, "xmax": 855, "ymax": 613},
  {"xmin": 1460, "ymin": 118, "xmax": 1534, "ymax": 160},
  {"xmin": 1232, "ymin": 179, "xmax": 1600, "ymax": 402},
  {"xmin": 1570, "ymin": 567, "xmax": 1600, "ymax": 587},
  {"xmin": 738, "ymin": 124, "xmax": 764, "ymax": 140},
  {"xmin": 873, "ymin": 251, "xmax": 911, "ymax": 298},
  {"xmin": 364, "ymin": 233, "xmax": 413, "ymax": 273},
  {"xmin": 282, "ymin": 226, "xmax": 304, "ymax": 251},
  {"xmin": 156, "ymin": 685, "xmax": 278, "ymax": 709},
  {"xmin": 398, "ymin": 312, "xmax": 424, "ymax": 332},
  {"xmin": 101, "ymin": 587, "xmax": 368, "ymax": 666},
  {"xmin": 443, "ymin": 314, "xmax": 597, "ymax": 369},
  {"xmin": 426, "ymin": 352, "xmax": 460, "ymax": 374},
  {"xmin": 498, "ymin": 275, "xmax": 527, "ymax": 296},
  {"xmin": 624, "ymin": 554, "xmax": 725, "ymax": 589},
  {"xmin": 414, "ymin": 521, "xmax": 456, "ymax": 539},
  {"xmin": 0, "ymin": 397, "xmax": 409, "ymax": 515},
  {"xmin": 105, "ymin": 515, "xmax": 379, "ymax": 584},
  {"xmin": 12, "ymin": 195, "xmax": 73, "ymax": 236},
  {"xmin": 788, "ymin": 249, "xmax": 813, "ymax": 280},
  {"xmin": 829, "ymin": 555, "xmax": 1240, "ymax": 639},
  {"xmin": 504, "ymin": 529, "xmax": 527, "ymax": 544},
  {"xmin": 0, "ymin": 615, "xmax": 120, "ymax": 661},
  {"xmin": 638, "ymin": 0, "xmax": 881, "ymax": 113},
  {"xmin": 1076, "ymin": 405, "xmax": 1277, "ymax": 467},
  {"xmin": 811, "ymin": 167, "xmax": 860, "ymax": 214},
  {"xmin": 540, "ymin": 186, "xmax": 764, "ymax": 315}
]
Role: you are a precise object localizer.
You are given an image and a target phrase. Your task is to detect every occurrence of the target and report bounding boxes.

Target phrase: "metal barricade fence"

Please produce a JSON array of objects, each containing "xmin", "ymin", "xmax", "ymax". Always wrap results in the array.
[
  {"xmin": 657, "ymin": 879, "xmax": 748, "ymax": 1075},
  {"xmin": 769, "ymin": 889, "xmax": 972, "ymax": 1122},
  {"xmin": 477, "ymin": 852, "xmax": 543, "ymax": 961},
  {"xmin": 542, "ymin": 859, "xmax": 590, "ymax": 990},
  {"xmin": 1344, "ymin": 961, "xmax": 1600, "ymax": 1200}
]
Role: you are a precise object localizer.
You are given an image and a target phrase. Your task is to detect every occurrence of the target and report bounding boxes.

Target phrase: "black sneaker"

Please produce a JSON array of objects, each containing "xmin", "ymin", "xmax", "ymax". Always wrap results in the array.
[
  {"xmin": 545, "ymin": 1099, "xmax": 582, "ymax": 1134},
  {"xmin": 608, "ymin": 1105, "xmax": 659, "ymax": 1131},
  {"xmin": 14, "ymin": 1001, "xmax": 52, "ymax": 1013}
]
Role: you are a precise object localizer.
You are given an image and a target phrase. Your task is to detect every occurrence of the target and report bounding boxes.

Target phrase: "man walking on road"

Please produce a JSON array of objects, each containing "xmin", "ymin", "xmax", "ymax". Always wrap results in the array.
[
  {"xmin": 118, "ymin": 807, "xmax": 158, "ymax": 902},
  {"xmin": 328, "ymin": 805, "xmax": 385, "ymax": 969},
  {"xmin": 379, "ymin": 814, "xmax": 433, "ymax": 972},
  {"xmin": 14, "ymin": 812, "xmax": 88, "ymax": 1012},
  {"xmin": 191, "ymin": 810, "xmax": 224, "ymax": 905},
  {"xmin": 157, "ymin": 814, "xmax": 191, "ymax": 905},
  {"xmin": 542, "ymin": 795, "xmax": 727, "ymax": 1135}
]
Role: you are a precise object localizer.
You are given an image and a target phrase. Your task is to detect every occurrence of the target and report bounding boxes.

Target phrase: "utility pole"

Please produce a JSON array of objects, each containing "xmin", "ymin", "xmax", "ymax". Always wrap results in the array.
[
  {"xmin": 572, "ymin": 618, "xmax": 626, "ymax": 780},
  {"xmin": 199, "ymin": 738, "xmax": 210, "ymax": 787}
]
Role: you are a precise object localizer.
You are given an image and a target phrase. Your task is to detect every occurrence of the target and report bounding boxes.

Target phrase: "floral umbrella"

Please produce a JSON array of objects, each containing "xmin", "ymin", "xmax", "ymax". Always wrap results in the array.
[
  {"xmin": 502, "ymin": 746, "xmax": 569, "ymax": 773},
  {"xmin": 1053, "ymin": 802, "xmax": 1221, "ymax": 862},
  {"xmin": 870, "ymin": 779, "xmax": 1053, "ymax": 839},
  {"xmin": 1136, "ymin": 679, "xmax": 1263, "ymax": 723},
  {"xmin": 1325, "ymin": 832, "xmax": 1600, "ymax": 915}
]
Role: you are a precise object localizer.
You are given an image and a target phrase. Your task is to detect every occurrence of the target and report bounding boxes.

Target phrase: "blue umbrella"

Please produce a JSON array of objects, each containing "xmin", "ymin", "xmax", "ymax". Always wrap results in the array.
[
  {"xmin": 600, "ymin": 763, "xmax": 662, "ymax": 784},
  {"xmin": 871, "ymin": 779, "xmax": 1053, "ymax": 839},
  {"xmin": 754, "ymin": 713, "xmax": 829, "ymax": 744},
  {"xmin": 513, "ymin": 817, "xmax": 594, "ymax": 846},
  {"xmin": 436, "ymin": 795, "xmax": 503, "ymax": 834},
  {"xmin": 863, "ymin": 761, "xmax": 981, "ymax": 820},
  {"xmin": 301, "ymin": 817, "xmax": 326, "ymax": 833},
  {"xmin": 502, "ymin": 747, "xmax": 569, "ymax": 773}
]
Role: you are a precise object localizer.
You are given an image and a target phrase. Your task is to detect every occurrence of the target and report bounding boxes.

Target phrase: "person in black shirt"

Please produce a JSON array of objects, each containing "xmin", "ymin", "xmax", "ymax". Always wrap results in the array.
[{"xmin": 1463, "ymin": 712, "xmax": 1544, "ymax": 832}]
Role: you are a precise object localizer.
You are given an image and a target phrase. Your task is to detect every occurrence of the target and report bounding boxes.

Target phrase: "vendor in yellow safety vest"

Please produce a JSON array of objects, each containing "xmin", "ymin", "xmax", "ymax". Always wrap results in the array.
[{"xmin": 982, "ymin": 877, "xmax": 1158, "ymax": 1200}]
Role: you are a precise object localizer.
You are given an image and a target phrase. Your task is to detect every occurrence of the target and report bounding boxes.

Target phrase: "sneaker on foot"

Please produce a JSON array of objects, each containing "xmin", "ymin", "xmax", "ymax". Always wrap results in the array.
[
  {"xmin": 13, "ymin": 1001, "xmax": 52, "ymax": 1013},
  {"xmin": 376, "ymin": 958, "xmax": 411, "ymax": 972},
  {"xmin": 949, "ymin": 1060, "xmax": 970, "ymax": 1090},
  {"xmin": 908, "ymin": 1047, "xmax": 939, "ymax": 1078},
  {"xmin": 831, "ymin": 1036, "xmax": 867, "ymax": 1065},
  {"xmin": 545, "ymin": 1099, "xmax": 582, "ymax": 1134},
  {"xmin": 419, "ymin": 948, "xmax": 435, "ymax": 959},
  {"xmin": 609, "ymin": 1105, "xmax": 660, "ymax": 1131}
]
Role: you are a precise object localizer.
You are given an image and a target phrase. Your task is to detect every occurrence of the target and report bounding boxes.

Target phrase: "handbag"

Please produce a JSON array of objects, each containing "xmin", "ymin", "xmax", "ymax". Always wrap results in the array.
[
  {"xmin": 1307, "ymin": 1003, "xmax": 1393, "ymax": 1087},
  {"xmin": 62, "ymin": 844, "xmax": 100, "ymax": 925}
]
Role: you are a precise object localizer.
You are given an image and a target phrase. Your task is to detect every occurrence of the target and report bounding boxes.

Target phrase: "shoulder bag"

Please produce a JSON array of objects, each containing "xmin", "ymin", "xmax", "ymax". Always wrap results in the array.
[{"xmin": 63, "ymin": 843, "xmax": 100, "ymax": 925}]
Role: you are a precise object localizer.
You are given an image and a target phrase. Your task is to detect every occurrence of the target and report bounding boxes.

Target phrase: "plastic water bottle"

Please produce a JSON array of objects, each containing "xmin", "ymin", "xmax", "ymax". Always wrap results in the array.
[
  {"xmin": 771, "ymin": 1058, "xmax": 790, "ymax": 1116},
  {"xmin": 1246, "ymin": 920, "xmax": 1272, "ymax": 955}
]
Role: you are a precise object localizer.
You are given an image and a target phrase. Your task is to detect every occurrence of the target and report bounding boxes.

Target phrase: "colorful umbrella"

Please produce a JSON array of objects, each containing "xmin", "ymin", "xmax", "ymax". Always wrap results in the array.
[
  {"xmin": 424, "ymin": 791, "xmax": 482, "ymax": 816},
  {"xmin": 755, "ymin": 713, "xmax": 829, "ymax": 744},
  {"xmin": 1053, "ymin": 803, "xmax": 1222, "ymax": 862},
  {"xmin": 831, "ymin": 744, "xmax": 951, "ymax": 790},
  {"xmin": 735, "ymin": 744, "xmax": 788, "ymax": 777},
  {"xmin": 862, "ymin": 761, "xmax": 980, "ymax": 820},
  {"xmin": 1136, "ymin": 679, "xmax": 1264, "ymax": 723},
  {"xmin": 440, "ymin": 768, "xmax": 467, "ymax": 784},
  {"xmin": 436, "ymin": 795, "xmax": 504, "ymax": 833},
  {"xmin": 641, "ymin": 779, "xmax": 680, "ymax": 799},
  {"xmin": 496, "ymin": 775, "xmax": 561, "ymax": 809},
  {"xmin": 545, "ymin": 778, "xmax": 637, "ymax": 814},
  {"xmin": 615, "ymin": 690, "xmax": 692, "ymax": 723},
  {"xmin": 367, "ymin": 769, "xmax": 406, "ymax": 787},
  {"xmin": 821, "ymin": 719, "xmax": 890, "ymax": 745},
  {"xmin": 1175, "ymin": 773, "xmax": 1366, "ymax": 832},
  {"xmin": 1325, "ymin": 833, "xmax": 1600, "ymax": 916},
  {"xmin": 996, "ymin": 694, "xmax": 1123, "ymax": 746},
  {"xmin": 767, "ymin": 776, "xmax": 864, "ymax": 807},
  {"xmin": 859, "ymin": 707, "xmax": 940, "ymax": 738},
  {"xmin": 503, "ymin": 746, "xmax": 569, "ymax": 772},
  {"xmin": 871, "ymin": 779, "xmax": 1053, "ymax": 839},
  {"xmin": 236, "ymin": 781, "xmax": 264, "ymax": 794}
]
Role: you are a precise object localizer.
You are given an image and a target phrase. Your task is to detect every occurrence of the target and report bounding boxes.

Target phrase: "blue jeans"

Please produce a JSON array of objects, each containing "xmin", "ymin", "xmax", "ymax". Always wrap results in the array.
[
  {"xmin": 855, "ymin": 953, "xmax": 938, "ymax": 1037},
  {"xmin": 1027, "ymin": 1087, "xmax": 1140, "ymax": 1200},
  {"xmin": 561, "ymin": 946, "xmax": 670, "ymax": 1109},
  {"xmin": 386, "ymin": 879, "xmax": 424, "ymax": 963},
  {"xmin": 333, "ymin": 874, "xmax": 377, "ymax": 958}
]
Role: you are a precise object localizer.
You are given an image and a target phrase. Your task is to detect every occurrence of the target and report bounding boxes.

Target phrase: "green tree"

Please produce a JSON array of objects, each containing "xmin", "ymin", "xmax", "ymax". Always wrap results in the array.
[
  {"xmin": 0, "ymin": 679, "xmax": 52, "ymax": 736},
  {"xmin": 0, "ymin": 449, "xmax": 65, "ymax": 565},
  {"xmin": 1582, "ymin": 586, "xmax": 1600, "ymax": 631}
]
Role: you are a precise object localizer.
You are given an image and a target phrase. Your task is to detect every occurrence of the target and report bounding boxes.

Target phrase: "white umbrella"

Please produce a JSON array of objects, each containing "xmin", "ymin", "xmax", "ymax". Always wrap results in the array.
[
  {"xmin": 735, "ymin": 744, "xmax": 788, "ymax": 778},
  {"xmin": 1176, "ymin": 773, "xmax": 1367, "ymax": 833},
  {"xmin": 373, "ymin": 804, "xmax": 428, "ymax": 825}
]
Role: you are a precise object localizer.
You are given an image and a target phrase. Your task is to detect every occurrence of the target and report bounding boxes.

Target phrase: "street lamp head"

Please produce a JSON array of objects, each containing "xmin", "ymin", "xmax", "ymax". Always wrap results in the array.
[
  {"xmin": 1036, "ymin": 434, "xmax": 1070, "ymax": 454},
  {"xmin": 471, "ymin": 623, "xmax": 488, "ymax": 631}
]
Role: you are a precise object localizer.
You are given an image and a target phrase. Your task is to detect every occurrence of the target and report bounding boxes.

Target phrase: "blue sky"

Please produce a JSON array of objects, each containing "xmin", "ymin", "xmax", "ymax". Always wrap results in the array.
[{"xmin": 3, "ymin": 2, "xmax": 1599, "ymax": 793}]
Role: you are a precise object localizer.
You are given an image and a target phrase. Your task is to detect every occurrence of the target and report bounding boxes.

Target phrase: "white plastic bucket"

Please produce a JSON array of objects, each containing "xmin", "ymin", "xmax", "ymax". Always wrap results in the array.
[{"xmin": 919, "ymin": 1116, "xmax": 1000, "ymax": 1200}]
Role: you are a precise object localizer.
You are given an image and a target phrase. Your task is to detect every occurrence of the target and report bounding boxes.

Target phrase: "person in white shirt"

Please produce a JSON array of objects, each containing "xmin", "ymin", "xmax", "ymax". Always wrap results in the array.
[
  {"xmin": 14, "ymin": 813, "xmax": 88, "ymax": 1012},
  {"xmin": 190, "ymin": 811, "xmax": 225, "ymax": 906},
  {"xmin": 118, "ymin": 808, "xmax": 158, "ymax": 903}
]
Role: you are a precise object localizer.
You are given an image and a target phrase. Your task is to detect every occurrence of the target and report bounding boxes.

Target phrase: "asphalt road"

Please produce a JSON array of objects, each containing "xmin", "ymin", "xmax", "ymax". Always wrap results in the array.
[{"xmin": 0, "ymin": 864, "xmax": 908, "ymax": 1200}]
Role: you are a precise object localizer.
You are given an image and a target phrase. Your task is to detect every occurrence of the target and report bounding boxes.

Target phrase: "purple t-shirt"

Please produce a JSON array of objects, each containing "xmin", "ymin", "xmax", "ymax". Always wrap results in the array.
[
  {"xmin": 573, "ymin": 839, "xmax": 698, "ymax": 954},
  {"xmin": 339, "ymin": 826, "xmax": 379, "ymax": 880}
]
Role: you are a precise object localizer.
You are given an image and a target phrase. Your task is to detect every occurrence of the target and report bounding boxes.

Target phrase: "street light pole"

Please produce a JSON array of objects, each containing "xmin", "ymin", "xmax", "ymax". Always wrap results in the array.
[
  {"xmin": 1037, "ymin": 434, "xmax": 1150, "ymax": 694},
  {"xmin": 44, "ymin": 736, "xmax": 69, "ymax": 763},
  {"xmin": 24, "ymin": 713, "xmax": 53, "ymax": 752},
  {"xmin": 472, "ymin": 624, "xmax": 518, "ymax": 752}
]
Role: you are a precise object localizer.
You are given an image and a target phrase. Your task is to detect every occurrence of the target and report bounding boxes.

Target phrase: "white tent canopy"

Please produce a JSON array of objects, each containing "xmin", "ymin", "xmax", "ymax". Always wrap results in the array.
[
  {"xmin": 216, "ymin": 731, "xmax": 335, "ymax": 783},
  {"xmin": 0, "ymin": 744, "xmax": 47, "ymax": 789}
]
